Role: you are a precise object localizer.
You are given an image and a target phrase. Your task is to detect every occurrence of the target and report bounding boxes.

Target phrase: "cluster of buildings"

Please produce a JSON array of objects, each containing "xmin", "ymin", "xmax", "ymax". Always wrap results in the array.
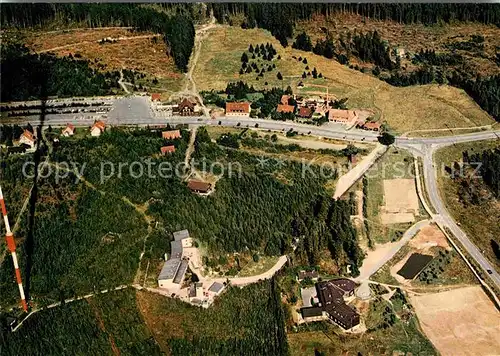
[
  {"xmin": 300, "ymin": 277, "xmax": 361, "ymax": 330},
  {"xmin": 150, "ymin": 93, "xmax": 381, "ymax": 132},
  {"xmin": 222, "ymin": 95, "xmax": 381, "ymax": 131},
  {"xmin": 157, "ymin": 230, "xmax": 225, "ymax": 307}
]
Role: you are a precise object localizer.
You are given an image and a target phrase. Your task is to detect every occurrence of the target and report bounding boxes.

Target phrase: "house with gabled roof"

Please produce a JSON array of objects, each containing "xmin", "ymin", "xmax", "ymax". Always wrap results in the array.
[
  {"xmin": 19, "ymin": 130, "xmax": 35, "ymax": 148},
  {"xmin": 161, "ymin": 145, "xmax": 176, "ymax": 155},
  {"xmin": 226, "ymin": 102, "xmax": 250, "ymax": 117},
  {"xmin": 90, "ymin": 121, "xmax": 106, "ymax": 137},
  {"xmin": 176, "ymin": 98, "xmax": 196, "ymax": 116},
  {"xmin": 62, "ymin": 124, "xmax": 75, "ymax": 137},
  {"xmin": 277, "ymin": 104, "xmax": 295, "ymax": 114},
  {"xmin": 162, "ymin": 130, "xmax": 181, "ymax": 140}
]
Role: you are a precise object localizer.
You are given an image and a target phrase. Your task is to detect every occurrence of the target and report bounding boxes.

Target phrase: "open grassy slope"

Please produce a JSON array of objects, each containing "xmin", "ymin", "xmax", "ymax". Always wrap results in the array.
[
  {"xmin": 21, "ymin": 28, "xmax": 183, "ymax": 95},
  {"xmin": 194, "ymin": 25, "xmax": 495, "ymax": 134}
]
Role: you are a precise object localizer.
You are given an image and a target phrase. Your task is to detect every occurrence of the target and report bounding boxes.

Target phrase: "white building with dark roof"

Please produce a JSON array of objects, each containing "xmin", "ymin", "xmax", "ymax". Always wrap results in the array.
[{"xmin": 158, "ymin": 230, "xmax": 193, "ymax": 292}]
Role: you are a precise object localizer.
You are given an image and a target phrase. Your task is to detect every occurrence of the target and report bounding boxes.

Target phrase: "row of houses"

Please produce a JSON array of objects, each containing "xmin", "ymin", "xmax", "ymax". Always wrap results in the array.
[
  {"xmin": 152, "ymin": 93, "xmax": 380, "ymax": 132},
  {"xmin": 60, "ymin": 121, "xmax": 106, "ymax": 138},
  {"xmin": 160, "ymin": 129, "xmax": 181, "ymax": 155},
  {"xmin": 223, "ymin": 95, "xmax": 381, "ymax": 131}
]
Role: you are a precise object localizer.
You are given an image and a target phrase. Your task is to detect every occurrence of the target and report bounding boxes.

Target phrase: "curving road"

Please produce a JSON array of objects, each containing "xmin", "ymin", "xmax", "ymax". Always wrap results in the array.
[{"xmin": 398, "ymin": 138, "xmax": 500, "ymax": 292}]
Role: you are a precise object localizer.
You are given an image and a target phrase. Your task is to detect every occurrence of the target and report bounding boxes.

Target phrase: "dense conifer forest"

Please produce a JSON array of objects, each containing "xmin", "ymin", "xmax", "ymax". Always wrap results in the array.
[{"xmin": 1, "ymin": 281, "xmax": 289, "ymax": 356}]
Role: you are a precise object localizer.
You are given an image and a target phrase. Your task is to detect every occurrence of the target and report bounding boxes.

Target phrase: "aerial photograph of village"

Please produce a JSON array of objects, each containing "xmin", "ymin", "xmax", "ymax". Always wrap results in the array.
[{"xmin": 0, "ymin": 3, "xmax": 499, "ymax": 355}]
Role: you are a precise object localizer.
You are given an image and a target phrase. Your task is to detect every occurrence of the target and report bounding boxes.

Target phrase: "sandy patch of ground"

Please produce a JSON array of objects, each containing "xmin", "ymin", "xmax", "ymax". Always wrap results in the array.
[
  {"xmin": 380, "ymin": 212, "xmax": 415, "ymax": 224},
  {"xmin": 380, "ymin": 178, "xmax": 419, "ymax": 224},
  {"xmin": 383, "ymin": 179, "xmax": 419, "ymax": 214},
  {"xmin": 409, "ymin": 225, "xmax": 451, "ymax": 252},
  {"xmin": 410, "ymin": 286, "xmax": 500, "ymax": 356},
  {"xmin": 359, "ymin": 241, "xmax": 401, "ymax": 279}
]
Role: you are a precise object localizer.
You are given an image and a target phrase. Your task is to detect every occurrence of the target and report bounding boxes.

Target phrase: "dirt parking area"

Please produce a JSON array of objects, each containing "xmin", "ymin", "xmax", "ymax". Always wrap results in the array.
[
  {"xmin": 409, "ymin": 224, "xmax": 450, "ymax": 252},
  {"xmin": 381, "ymin": 178, "xmax": 419, "ymax": 224},
  {"xmin": 383, "ymin": 179, "xmax": 419, "ymax": 214},
  {"xmin": 410, "ymin": 286, "xmax": 500, "ymax": 356}
]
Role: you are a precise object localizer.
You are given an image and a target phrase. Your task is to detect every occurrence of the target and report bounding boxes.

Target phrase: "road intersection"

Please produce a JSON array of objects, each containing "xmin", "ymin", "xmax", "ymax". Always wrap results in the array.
[{"xmin": 3, "ymin": 95, "xmax": 500, "ymax": 293}]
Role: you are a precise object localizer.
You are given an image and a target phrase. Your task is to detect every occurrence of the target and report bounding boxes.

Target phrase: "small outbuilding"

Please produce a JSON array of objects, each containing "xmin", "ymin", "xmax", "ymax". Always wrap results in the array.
[
  {"xmin": 62, "ymin": 124, "xmax": 75, "ymax": 137},
  {"xmin": 162, "ymin": 130, "xmax": 181, "ymax": 140},
  {"xmin": 161, "ymin": 145, "xmax": 176, "ymax": 155}
]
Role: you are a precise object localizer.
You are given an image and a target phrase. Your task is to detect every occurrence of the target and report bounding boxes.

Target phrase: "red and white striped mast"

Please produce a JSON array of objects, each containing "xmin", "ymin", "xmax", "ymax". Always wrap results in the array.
[{"xmin": 0, "ymin": 185, "xmax": 28, "ymax": 312}]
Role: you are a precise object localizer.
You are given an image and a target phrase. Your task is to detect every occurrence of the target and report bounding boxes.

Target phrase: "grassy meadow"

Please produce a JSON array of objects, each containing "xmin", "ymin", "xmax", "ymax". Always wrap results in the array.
[{"xmin": 194, "ymin": 25, "xmax": 494, "ymax": 134}]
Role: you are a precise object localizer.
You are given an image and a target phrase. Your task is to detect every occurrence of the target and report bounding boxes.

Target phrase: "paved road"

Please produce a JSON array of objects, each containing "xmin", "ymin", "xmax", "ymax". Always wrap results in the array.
[{"xmin": 420, "ymin": 146, "xmax": 500, "ymax": 289}]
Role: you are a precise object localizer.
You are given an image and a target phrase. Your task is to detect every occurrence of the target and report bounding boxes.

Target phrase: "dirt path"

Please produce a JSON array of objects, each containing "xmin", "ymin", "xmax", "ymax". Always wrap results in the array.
[
  {"xmin": 37, "ymin": 34, "xmax": 157, "ymax": 53},
  {"xmin": 184, "ymin": 127, "xmax": 197, "ymax": 174},
  {"xmin": 12, "ymin": 284, "xmax": 129, "ymax": 332},
  {"xmin": 355, "ymin": 219, "xmax": 430, "ymax": 281},
  {"xmin": 170, "ymin": 14, "xmax": 216, "ymax": 117},
  {"xmin": 402, "ymin": 124, "xmax": 494, "ymax": 138},
  {"xmin": 333, "ymin": 144, "xmax": 387, "ymax": 199},
  {"xmin": 118, "ymin": 69, "xmax": 131, "ymax": 95},
  {"xmin": 189, "ymin": 255, "xmax": 289, "ymax": 287}
]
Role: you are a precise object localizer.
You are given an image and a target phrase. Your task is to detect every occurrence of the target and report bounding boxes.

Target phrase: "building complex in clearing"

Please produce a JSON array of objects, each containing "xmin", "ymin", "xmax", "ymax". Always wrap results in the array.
[
  {"xmin": 158, "ymin": 230, "xmax": 194, "ymax": 293},
  {"xmin": 301, "ymin": 279, "xmax": 360, "ymax": 330}
]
